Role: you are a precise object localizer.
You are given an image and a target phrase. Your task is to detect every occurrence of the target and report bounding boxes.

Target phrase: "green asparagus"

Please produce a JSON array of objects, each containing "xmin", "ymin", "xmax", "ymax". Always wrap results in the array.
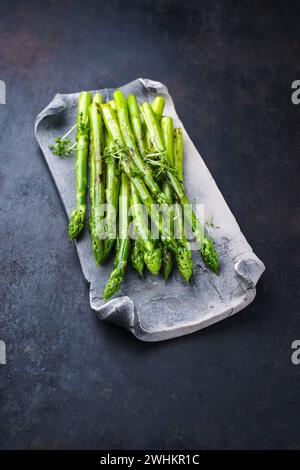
[
  {"xmin": 89, "ymin": 93, "xmax": 105, "ymax": 264},
  {"xmin": 161, "ymin": 117, "xmax": 193, "ymax": 281},
  {"xmin": 174, "ymin": 128, "xmax": 183, "ymax": 183},
  {"xmin": 152, "ymin": 96, "xmax": 165, "ymax": 120},
  {"xmin": 114, "ymin": 91, "xmax": 181, "ymax": 255},
  {"xmin": 127, "ymin": 95, "xmax": 147, "ymax": 275},
  {"xmin": 130, "ymin": 237, "xmax": 144, "ymax": 276},
  {"xmin": 101, "ymin": 103, "xmax": 178, "ymax": 253},
  {"xmin": 141, "ymin": 102, "xmax": 219, "ymax": 274},
  {"xmin": 104, "ymin": 172, "xmax": 130, "ymax": 300},
  {"xmin": 114, "ymin": 90, "xmax": 166, "ymax": 204},
  {"xmin": 161, "ymin": 116, "xmax": 174, "ymax": 279},
  {"xmin": 52, "ymin": 87, "xmax": 224, "ymax": 304},
  {"xmin": 127, "ymin": 95, "xmax": 147, "ymax": 276},
  {"xmin": 103, "ymin": 132, "xmax": 120, "ymax": 258},
  {"xmin": 145, "ymin": 96, "xmax": 165, "ymax": 151},
  {"xmin": 127, "ymin": 94, "xmax": 147, "ymax": 156},
  {"xmin": 69, "ymin": 91, "xmax": 91, "ymax": 240},
  {"xmin": 173, "ymin": 126, "xmax": 193, "ymax": 281},
  {"xmin": 130, "ymin": 181, "xmax": 162, "ymax": 275},
  {"xmin": 151, "ymin": 98, "xmax": 168, "ymax": 279},
  {"xmin": 128, "ymin": 94, "xmax": 170, "ymax": 276}
]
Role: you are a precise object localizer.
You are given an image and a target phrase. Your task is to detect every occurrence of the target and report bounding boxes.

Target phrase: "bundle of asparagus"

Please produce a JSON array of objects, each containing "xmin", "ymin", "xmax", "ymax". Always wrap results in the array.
[{"xmin": 50, "ymin": 89, "xmax": 219, "ymax": 301}]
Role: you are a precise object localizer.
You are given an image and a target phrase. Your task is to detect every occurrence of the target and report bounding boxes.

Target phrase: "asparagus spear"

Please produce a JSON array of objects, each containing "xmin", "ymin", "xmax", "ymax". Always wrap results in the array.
[
  {"xmin": 174, "ymin": 128, "xmax": 183, "ymax": 183},
  {"xmin": 130, "ymin": 237, "xmax": 144, "ymax": 276},
  {"xmin": 169, "ymin": 170, "xmax": 218, "ymax": 273},
  {"xmin": 101, "ymin": 103, "xmax": 178, "ymax": 253},
  {"xmin": 128, "ymin": 94, "xmax": 170, "ymax": 275},
  {"xmin": 127, "ymin": 95, "xmax": 147, "ymax": 156},
  {"xmin": 69, "ymin": 91, "xmax": 91, "ymax": 240},
  {"xmin": 130, "ymin": 181, "xmax": 162, "ymax": 275},
  {"xmin": 151, "ymin": 97, "xmax": 168, "ymax": 278},
  {"xmin": 152, "ymin": 96, "xmax": 165, "ymax": 119},
  {"xmin": 103, "ymin": 132, "xmax": 120, "ymax": 258},
  {"xmin": 141, "ymin": 102, "xmax": 219, "ymax": 273},
  {"xmin": 102, "ymin": 103, "xmax": 154, "ymax": 205},
  {"xmin": 162, "ymin": 242, "xmax": 173, "ymax": 279},
  {"xmin": 161, "ymin": 117, "xmax": 193, "ymax": 281},
  {"xmin": 104, "ymin": 172, "xmax": 130, "ymax": 301},
  {"xmin": 173, "ymin": 126, "xmax": 193, "ymax": 281},
  {"xmin": 114, "ymin": 91, "xmax": 179, "ymax": 254},
  {"xmin": 161, "ymin": 117, "xmax": 174, "ymax": 279},
  {"xmin": 127, "ymin": 94, "xmax": 167, "ymax": 275},
  {"xmin": 160, "ymin": 201, "xmax": 172, "ymax": 278},
  {"xmin": 144, "ymin": 96, "xmax": 165, "ymax": 150},
  {"xmin": 89, "ymin": 93, "xmax": 105, "ymax": 264},
  {"xmin": 114, "ymin": 90, "xmax": 166, "ymax": 204},
  {"xmin": 127, "ymin": 95, "xmax": 146, "ymax": 275}
]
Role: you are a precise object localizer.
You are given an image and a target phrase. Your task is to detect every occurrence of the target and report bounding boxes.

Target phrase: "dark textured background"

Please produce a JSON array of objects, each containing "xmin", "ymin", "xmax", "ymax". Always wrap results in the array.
[{"xmin": 0, "ymin": 0, "xmax": 299, "ymax": 450}]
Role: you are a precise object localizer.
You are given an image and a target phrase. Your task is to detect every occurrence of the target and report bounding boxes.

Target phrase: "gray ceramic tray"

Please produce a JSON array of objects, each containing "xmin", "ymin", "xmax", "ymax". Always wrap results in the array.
[{"xmin": 35, "ymin": 78, "xmax": 265, "ymax": 342}]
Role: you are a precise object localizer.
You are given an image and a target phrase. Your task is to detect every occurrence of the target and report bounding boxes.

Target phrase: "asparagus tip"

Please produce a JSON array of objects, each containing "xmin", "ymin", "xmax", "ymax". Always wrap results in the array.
[
  {"xmin": 201, "ymin": 237, "xmax": 219, "ymax": 274},
  {"xmin": 131, "ymin": 241, "xmax": 145, "ymax": 276},
  {"xmin": 104, "ymin": 268, "xmax": 124, "ymax": 301},
  {"xmin": 162, "ymin": 247, "xmax": 173, "ymax": 280},
  {"xmin": 176, "ymin": 247, "xmax": 193, "ymax": 282},
  {"xmin": 90, "ymin": 224, "xmax": 104, "ymax": 265},
  {"xmin": 69, "ymin": 206, "xmax": 86, "ymax": 240},
  {"xmin": 144, "ymin": 245, "xmax": 163, "ymax": 276}
]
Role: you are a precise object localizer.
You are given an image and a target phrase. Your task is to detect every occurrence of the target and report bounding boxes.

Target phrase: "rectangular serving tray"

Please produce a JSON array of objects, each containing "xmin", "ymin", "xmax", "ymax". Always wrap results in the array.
[{"xmin": 35, "ymin": 78, "xmax": 265, "ymax": 341}]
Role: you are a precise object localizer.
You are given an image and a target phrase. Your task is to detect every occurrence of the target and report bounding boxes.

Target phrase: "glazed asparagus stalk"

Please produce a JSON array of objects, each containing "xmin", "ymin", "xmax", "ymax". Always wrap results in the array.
[
  {"xmin": 127, "ymin": 94, "xmax": 147, "ymax": 156},
  {"xmin": 114, "ymin": 90, "xmax": 166, "ymax": 204},
  {"xmin": 69, "ymin": 91, "xmax": 91, "ymax": 240},
  {"xmin": 89, "ymin": 93, "xmax": 105, "ymax": 264},
  {"xmin": 130, "ymin": 181, "xmax": 162, "ymax": 275},
  {"xmin": 114, "ymin": 91, "xmax": 179, "ymax": 255},
  {"xmin": 161, "ymin": 117, "xmax": 193, "ymax": 281},
  {"xmin": 152, "ymin": 96, "xmax": 165, "ymax": 119},
  {"xmin": 130, "ymin": 237, "xmax": 144, "ymax": 276},
  {"xmin": 174, "ymin": 128, "xmax": 183, "ymax": 183},
  {"xmin": 104, "ymin": 172, "xmax": 130, "ymax": 300},
  {"xmin": 141, "ymin": 102, "xmax": 219, "ymax": 273},
  {"xmin": 103, "ymin": 132, "xmax": 120, "ymax": 258},
  {"xmin": 173, "ymin": 126, "xmax": 193, "ymax": 281},
  {"xmin": 128, "ymin": 94, "xmax": 168, "ymax": 275},
  {"xmin": 101, "ymin": 103, "xmax": 178, "ymax": 253},
  {"xmin": 128, "ymin": 94, "xmax": 176, "ymax": 277},
  {"xmin": 128, "ymin": 94, "xmax": 171, "ymax": 275},
  {"xmin": 145, "ymin": 96, "xmax": 165, "ymax": 150},
  {"xmin": 127, "ymin": 95, "xmax": 146, "ymax": 275},
  {"xmin": 162, "ymin": 229, "xmax": 173, "ymax": 279},
  {"xmin": 161, "ymin": 117, "xmax": 174, "ymax": 279},
  {"xmin": 151, "ymin": 97, "xmax": 167, "ymax": 279}
]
